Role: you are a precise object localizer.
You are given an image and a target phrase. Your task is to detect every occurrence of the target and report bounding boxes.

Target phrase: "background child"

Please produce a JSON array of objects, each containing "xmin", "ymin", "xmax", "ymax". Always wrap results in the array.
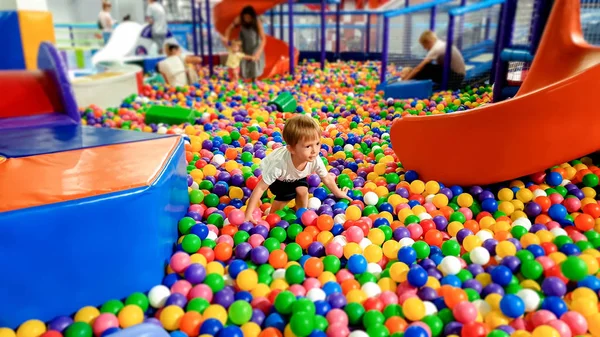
[
  {"xmin": 222, "ymin": 39, "xmax": 255, "ymax": 82},
  {"xmin": 146, "ymin": 0, "xmax": 168, "ymax": 54},
  {"xmin": 157, "ymin": 44, "xmax": 202, "ymax": 87},
  {"xmin": 403, "ymin": 30, "xmax": 466, "ymax": 89},
  {"xmin": 400, "ymin": 67, "xmax": 413, "ymax": 80},
  {"xmin": 244, "ymin": 115, "xmax": 351, "ymax": 223}
]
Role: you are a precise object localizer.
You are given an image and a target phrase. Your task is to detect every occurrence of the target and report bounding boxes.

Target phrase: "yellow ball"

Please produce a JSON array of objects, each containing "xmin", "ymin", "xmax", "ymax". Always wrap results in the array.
[
  {"xmin": 571, "ymin": 298, "xmax": 598, "ymax": 317},
  {"xmin": 367, "ymin": 228, "xmax": 386, "ymax": 246},
  {"xmin": 190, "ymin": 169, "xmax": 204, "ymax": 182},
  {"xmin": 204, "ymin": 305, "xmax": 228, "ymax": 324},
  {"xmin": 318, "ymin": 271, "xmax": 336, "ymax": 285},
  {"xmin": 241, "ymin": 322, "xmax": 261, "ymax": 337},
  {"xmin": 364, "ymin": 245, "xmax": 383, "ymax": 263},
  {"xmin": 580, "ymin": 254, "xmax": 600, "ymax": 274},
  {"xmin": 531, "ymin": 325, "xmax": 559, "ymax": 337},
  {"xmin": 203, "ymin": 164, "xmax": 217, "ymax": 177},
  {"xmin": 190, "ymin": 254, "xmax": 207, "ymax": 266},
  {"xmin": 403, "ymin": 297, "xmax": 426, "ymax": 321},
  {"xmin": 344, "ymin": 242, "xmax": 362, "ymax": 259},
  {"xmin": 476, "ymin": 273, "xmax": 492, "ymax": 287},
  {"xmin": 512, "ymin": 330, "xmax": 532, "ymax": 337},
  {"xmin": 346, "ymin": 289, "xmax": 367, "ymax": 304},
  {"xmin": 463, "ymin": 235, "xmax": 482, "ymax": 252},
  {"xmin": 498, "ymin": 188, "xmax": 514, "ymax": 201},
  {"xmin": 317, "ymin": 231, "xmax": 334, "ymax": 245},
  {"xmin": 237, "ymin": 269, "xmax": 259, "ymax": 291},
  {"xmin": 587, "ymin": 312, "xmax": 600, "ymax": 336},
  {"xmin": 251, "ymin": 283, "xmax": 271, "ymax": 298},
  {"xmin": 345, "ymin": 205, "xmax": 362, "ymax": 221},
  {"xmin": 520, "ymin": 233, "xmax": 541, "ymax": 248},
  {"xmin": 516, "ymin": 189, "xmax": 534, "ymax": 203},
  {"xmin": 498, "ymin": 201, "xmax": 515, "ymax": 216},
  {"xmin": 425, "ymin": 181, "xmax": 440, "ymax": 194},
  {"xmin": 160, "ymin": 305, "xmax": 185, "ymax": 331},
  {"xmin": 410, "ymin": 180, "xmax": 425, "ymax": 194},
  {"xmin": 572, "ymin": 287, "xmax": 598, "ymax": 303},
  {"xmin": 15, "ymin": 321, "xmax": 45, "ymax": 337},
  {"xmin": 389, "ymin": 262, "xmax": 409, "ymax": 282},
  {"xmin": 207, "ymin": 261, "xmax": 225, "ymax": 275},
  {"xmin": 118, "ymin": 305, "xmax": 144, "ymax": 328},
  {"xmin": 0, "ymin": 329, "xmax": 15, "ymax": 337},
  {"xmin": 495, "ymin": 241, "xmax": 516, "ymax": 258},
  {"xmin": 548, "ymin": 252, "xmax": 567, "ymax": 265},
  {"xmin": 432, "ymin": 194, "xmax": 449, "ymax": 208},
  {"xmin": 535, "ymin": 230, "xmax": 554, "ymax": 243},
  {"xmin": 383, "ymin": 240, "xmax": 400, "ymax": 259},
  {"xmin": 447, "ymin": 222, "xmax": 464, "ymax": 237},
  {"xmin": 457, "ymin": 193, "xmax": 474, "ymax": 207},
  {"xmin": 270, "ymin": 279, "xmax": 289, "ymax": 291},
  {"xmin": 74, "ymin": 306, "xmax": 100, "ymax": 324},
  {"xmin": 378, "ymin": 277, "xmax": 397, "ymax": 292}
]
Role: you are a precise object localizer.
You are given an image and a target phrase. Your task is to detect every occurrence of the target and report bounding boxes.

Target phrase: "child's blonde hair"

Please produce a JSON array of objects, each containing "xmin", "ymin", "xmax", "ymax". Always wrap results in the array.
[
  {"xmin": 231, "ymin": 39, "xmax": 242, "ymax": 48},
  {"xmin": 283, "ymin": 115, "xmax": 321, "ymax": 147},
  {"xmin": 419, "ymin": 30, "xmax": 437, "ymax": 45}
]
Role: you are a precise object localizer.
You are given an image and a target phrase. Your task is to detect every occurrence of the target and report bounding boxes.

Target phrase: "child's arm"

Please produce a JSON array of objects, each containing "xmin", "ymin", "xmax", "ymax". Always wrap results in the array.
[
  {"xmin": 241, "ymin": 53, "xmax": 255, "ymax": 61},
  {"xmin": 244, "ymin": 179, "xmax": 269, "ymax": 223},
  {"xmin": 322, "ymin": 174, "xmax": 351, "ymax": 201},
  {"xmin": 184, "ymin": 55, "xmax": 203, "ymax": 64},
  {"xmin": 404, "ymin": 58, "xmax": 432, "ymax": 81}
]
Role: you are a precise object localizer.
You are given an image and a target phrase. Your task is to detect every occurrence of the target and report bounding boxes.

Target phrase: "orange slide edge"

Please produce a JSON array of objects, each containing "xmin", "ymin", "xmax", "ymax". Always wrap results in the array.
[{"xmin": 388, "ymin": 0, "xmax": 600, "ymax": 186}]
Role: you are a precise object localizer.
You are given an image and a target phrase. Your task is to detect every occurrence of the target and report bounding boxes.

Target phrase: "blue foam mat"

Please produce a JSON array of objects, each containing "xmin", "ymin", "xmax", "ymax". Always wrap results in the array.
[
  {"xmin": 0, "ymin": 137, "xmax": 188, "ymax": 328},
  {"xmin": 0, "ymin": 125, "xmax": 169, "ymax": 158}
]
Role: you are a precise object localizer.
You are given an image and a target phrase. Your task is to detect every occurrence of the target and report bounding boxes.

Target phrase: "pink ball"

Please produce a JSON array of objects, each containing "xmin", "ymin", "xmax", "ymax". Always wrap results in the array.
[
  {"xmin": 252, "ymin": 208, "xmax": 263, "ymax": 221},
  {"xmin": 205, "ymin": 207, "xmax": 217, "ymax": 217},
  {"xmin": 248, "ymin": 234, "xmax": 265, "ymax": 248},
  {"xmin": 531, "ymin": 310, "xmax": 557, "ymax": 327},
  {"xmin": 563, "ymin": 198, "xmax": 581, "ymax": 213},
  {"xmin": 207, "ymin": 225, "xmax": 219, "ymax": 235},
  {"xmin": 171, "ymin": 280, "xmax": 192, "ymax": 296},
  {"xmin": 459, "ymin": 207, "xmax": 473, "ymax": 220},
  {"xmin": 408, "ymin": 322, "xmax": 432, "ymax": 337},
  {"xmin": 360, "ymin": 217, "xmax": 373, "ymax": 227},
  {"xmin": 170, "ymin": 252, "xmax": 191, "ymax": 273},
  {"xmin": 378, "ymin": 256, "xmax": 389, "ymax": 269},
  {"xmin": 570, "ymin": 231, "xmax": 586, "ymax": 242},
  {"xmin": 227, "ymin": 209, "xmax": 245, "ymax": 226},
  {"xmin": 326, "ymin": 309, "xmax": 348, "ymax": 325},
  {"xmin": 379, "ymin": 291, "xmax": 398, "ymax": 306},
  {"xmin": 423, "ymin": 202, "xmax": 436, "ymax": 213},
  {"xmin": 303, "ymin": 278, "xmax": 321, "ymax": 291},
  {"xmin": 546, "ymin": 221, "xmax": 560, "ymax": 230},
  {"xmin": 327, "ymin": 323, "xmax": 349, "ymax": 337},
  {"xmin": 452, "ymin": 301, "xmax": 477, "ymax": 324},
  {"xmin": 548, "ymin": 320, "xmax": 572, "ymax": 337},
  {"xmin": 397, "ymin": 293, "xmax": 417, "ymax": 305},
  {"xmin": 560, "ymin": 311, "xmax": 588, "ymax": 335},
  {"xmin": 187, "ymin": 284, "xmax": 213, "ymax": 301},
  {"xmin": 336, "ymin": 269, "xmax": 354, "ymax": 283},
  {"xmin": 510, "ymin": 318, "xmax": 526, "ymax": 331},
  {"xmin": 326, "ymin": 243, "xmax": 343, "ymax": 258},
  {"xmin": 396, "ymin": 282, "xmax": 417, "ymax": 296},
  {"xmin": 346, "ymin": 226, "xmax": 364, "ymax": 243},
  {"xmin": 216, "ymin": 235, "xmax": 234, "ymax": 246},
  {"xmin": 289, "ymin": 284, "xmax": 306, "ymax": 297},
  {"xmin": 188, "ymin": 204, "xmax": 204, "ymax": 214},
  {"xmin": 549, "ymin": 194, "xmax": 564, "ymax": 205},
  {"xmin": 396, "ymin": 204, "xmax": 410, "ymax": 213},
  {"xmin": 301, "ymin": 210, "xmax": 318, "ymax": 226},
  {"xmin": 407, "ymin": 224, "xmax": 423, "ymax": 240},
  {"xmin": 93, "ymin": 313, "xmax": 119, "ymax": 336},
  {"xmin": 536, "ymin": 256, "xmax": 555, "ymax": 271}
]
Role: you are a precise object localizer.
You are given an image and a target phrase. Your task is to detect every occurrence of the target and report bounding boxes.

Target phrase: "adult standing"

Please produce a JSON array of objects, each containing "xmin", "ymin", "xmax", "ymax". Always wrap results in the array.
[
  {"xmin": 146, "ymin": 0, "xmax": 168, "ymax": 54},
  {"xmin": 222, "ymin": 6, "xmax": 266, "ymax": 81},
  {"xmin": 98, "ymin": 1, "xmax": 115, "ymax": 43}
]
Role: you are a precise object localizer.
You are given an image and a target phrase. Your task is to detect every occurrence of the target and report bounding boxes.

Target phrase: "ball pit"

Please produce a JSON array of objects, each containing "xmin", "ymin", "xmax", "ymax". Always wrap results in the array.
[{"xmin": 7, "ymin": 60, "xmax": 600, "ymax": 337}]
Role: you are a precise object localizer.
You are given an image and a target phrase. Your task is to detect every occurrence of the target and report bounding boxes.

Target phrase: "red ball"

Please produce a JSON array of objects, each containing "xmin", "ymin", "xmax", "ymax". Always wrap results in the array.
[
  {"xmin": 461, "ymin": 322, "xmax": 488, "ymax": 337},
  {"xmin": 198, "ymin": 247, "xmax": 215, "ymax": 262},
  {"xmin": 541, "ymin": 242, "xmax": 558, "ymax": 255},
  {"xmin": 41, "ymin": 332, "xmax": 62, "ymax": 337},
  {"xmin": 363, "ymin": 297, "xmax": 384, "ymax": 311},
  {"xmin": 583, "ymin": 203, "xmax": 600, "ymax": 218},
  {"xmin": 265, "ymin": 214, "xmax": 281, "ymax": 227},
  {"xmin": 419, "ymin": 219, "xmax": 436, "ymax": 233},
  {"xmin": 246, "ymin": 176, "xmax": 259, "ymax": 190}
]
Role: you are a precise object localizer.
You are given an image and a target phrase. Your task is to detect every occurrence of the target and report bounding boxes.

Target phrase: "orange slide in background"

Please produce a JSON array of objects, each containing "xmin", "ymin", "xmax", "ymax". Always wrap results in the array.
[
  {"xmin": 214, "ymin": 0, "xmax": 299, "ymax": 80},
  {"xmin": 389, "ymin": 0, "xmax": 600, "ymax": 186}
]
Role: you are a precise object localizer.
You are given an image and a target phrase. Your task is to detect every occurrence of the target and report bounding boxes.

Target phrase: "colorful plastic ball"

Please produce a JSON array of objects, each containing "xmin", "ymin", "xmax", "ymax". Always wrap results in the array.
[
  {"xmin": 290, "ymin": 312, "xmax": 315, "ymax": 337},
  {"xmin": 161, "ymin": 305, "xmax": 185, "ymax": 331},
  {"xmin": 16, "ymin": 320, "xmax": 46, "ymax": 337},
  {"xmin": 347, "ymin": 254, "xmax": 368, "ymax": 274},
  {"xmin": 452, "ymin": 301, "xmax": 477, "ymax": 323},
  {"xmin": 561, "ymin": 256, "xmax": 588, "ymax": 281},
  {"xmin": 229, "ymin": 300, "xmax": 253, "ymax": 325},
  {"xmin": 407, "ymin": 266, "xmax": 428, "ymax": 287},
  {"xmin": 93, "ymin": 314, "xmax": 120, "ymax": 336},
  {"xmin": 117, "ymin": 305, "xmax": 144, "ymax": 328},
  {"xmin": 499, "ymin": 294, "xmax": 525, "ymax": 318},
  {"xmin": 64, "ymin": 322, "xmax": 92, "ymax": 337},
  {"xmin": 199, "ymin": 319, "xmax": 223, "ymax": 336},
  {"xmin": 0, "ymin": 329, "xmax": 15, "ymax": 337}
]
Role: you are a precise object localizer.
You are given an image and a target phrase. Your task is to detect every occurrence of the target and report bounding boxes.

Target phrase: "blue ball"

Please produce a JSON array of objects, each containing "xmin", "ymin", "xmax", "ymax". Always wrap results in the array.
[
  {"xmin": 347, "ymin": 254, "xmax": 367, "ymax": 274},
  {"xmin": 541, "ymin": 296, "xmax": 568, "ymax": 317},
  {"xmin": 397, "ymin": 246, "xmax": 417, "ymax": 265},
  {"xmin": 526, "ymin": 244, "xmax": 545, "ymax": 258},
  {"xmin": 314, "ymin": 300, "xmax": 331, "ymax": 316},
  {"xmin": 559, "ymin": 243, "xmax": 581, "ymax": 255},
  {"xmin": 499, "ymin": 294, "xmax": 525, "ymax": 318},
  {"xmin": 405, "ymin": 170, "xmax": 419, "ymax": 182},
  {"xmin": 234, "ymin": 291, "xmax": 253, "ymax": 303},
  {"xmin": 313, "ymin": 187, "xmax": 329, "ymax": 201},
  {"xmin": 309, "ymin": 331, "xmax": 327, "ymax": 337},
  {"xmin": 548, "ymin": 204, "xmax": 567, "ymax": 220},
  {"xmin": 101, "ymin": 328, "xmax": 121, "ymax": 337},
  {"xmin": 170, "ymin": 332, "xmax": 187, "ymax": 337},
  {"xmin": 407, "ymin": 266, "xmax": 428, "ymax": 287},
  {"xmin": 373, "ymin": 218, "xmax": 390, "ymax": 228},
  {"xmin": 228, "ymin": 259, "xmax": 248, "ymax": 278},
  {"xmin": 579, "ymin": 276, "xmax": 600, "ymax": 291},
  {"xmin": 162, "ymin": 273, "xmax": 180, "ymax": 288},
  {"xmin": 323, "ymin": 281, "xmax": 342, "ymax": 296},
  {"xmin": 490, "ymin": 265, "xmax": 513, "ymax": 286},
  {"xmin": 440, "ymin": 275, "xmax": 462, "ymax": 288},
  {"xmin": 264, "ymin": 313, "xmax": 286, "ymax": 331},
  {"xmin": 199, "ymin": 319, "xmax": 223, "ymax": 336},
  {"xmin": 481, "ymin": 198, "xmax": 498, "ymax": 213},
  {"xmin": 217, "ymin": 326, "xmax": 243, "ymax": 337},
  {"xmin": 404, "ymin": 325, "xmax": 429, "ymax": 337},
  {"xmin": 546, "ymin": 172, "xmax": 563, "ymax": 187}
]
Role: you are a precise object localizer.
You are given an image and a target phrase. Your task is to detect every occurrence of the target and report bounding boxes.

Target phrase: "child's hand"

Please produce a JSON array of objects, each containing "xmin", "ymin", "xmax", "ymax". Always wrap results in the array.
[
  {"xmin": 334, "ymin": 187, "xmax": 352, "ymax": 201},
  {"xmin": 244, "ymin": 212, "xmax": 257, "ymax": 224}
]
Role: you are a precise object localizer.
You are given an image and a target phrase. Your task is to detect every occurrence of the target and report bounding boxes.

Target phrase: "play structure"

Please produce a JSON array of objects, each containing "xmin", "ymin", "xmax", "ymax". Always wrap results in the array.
[
  {"xmin": 389, "ymin": 0, "xmax": 600, "ymax": 185},
  {"xmin": 0, "ymin": 42, "xmax": 188, "ymax": 328}
]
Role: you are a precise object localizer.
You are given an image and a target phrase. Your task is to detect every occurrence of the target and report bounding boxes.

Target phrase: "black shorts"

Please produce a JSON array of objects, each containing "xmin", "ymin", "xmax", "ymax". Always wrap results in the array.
[{"xmin": 269, "ymin": 178, "xmax": 309, "ymax": 201}]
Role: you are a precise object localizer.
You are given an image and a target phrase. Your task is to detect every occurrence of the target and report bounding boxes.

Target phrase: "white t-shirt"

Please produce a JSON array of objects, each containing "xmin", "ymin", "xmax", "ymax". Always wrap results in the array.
[
  {"xmin": 98, "ymin": 11, "xmax": 114, "ymax": 32},
  {"xmin": 260, "ymin": 147, "xmax": 329, "ymax": 185},
  {"xmin": 147, "ymin": 2, "xmax": 167, "ymax": 35},
  {"xmin": 426, "ymin": 39, "xmax": 466, "ymax": 75},
  {"xmin": 158, "ymin": 55, "xmax": 188, "ymax": 87}
]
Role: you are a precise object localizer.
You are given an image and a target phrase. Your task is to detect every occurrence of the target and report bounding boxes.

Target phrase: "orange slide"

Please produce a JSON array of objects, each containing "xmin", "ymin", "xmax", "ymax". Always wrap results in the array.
[
  {"xmin": 389, "ymin": 0, "xmax": 600, "ymax": 186},
  {"xmin": 214, "ymin": 0, "xmax": 299, "ymax": 80}
]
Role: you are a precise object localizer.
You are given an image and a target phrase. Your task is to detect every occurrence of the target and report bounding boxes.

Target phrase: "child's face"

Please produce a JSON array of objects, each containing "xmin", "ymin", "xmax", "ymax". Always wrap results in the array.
[
  {"xmin": 421, "ymin": 39, "xmax": 435, "ymax": 51},
  {"xmin": 231, "ymin": 43, "xmax": 241, "ymax": 52},
  {"xmin": 288, "ymin": 136, "xmax": 321, "ymax": 163}
]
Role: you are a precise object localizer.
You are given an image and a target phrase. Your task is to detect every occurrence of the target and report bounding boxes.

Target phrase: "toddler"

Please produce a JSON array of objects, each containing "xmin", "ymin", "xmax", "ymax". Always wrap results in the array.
[
  {"xmin": 244, "ymin": 115, "xmax": 351, "ymax": 223},
  {"xmin": 224, "ymin": 39, "xmax": 255, "ymax": 81},
  {"xmin": 400, "ymin": 67, "xmax": 413, "ymax": 80},
  {"xmin": 157, "ymin": 44, "xmax": 202, "ymax": 87}
]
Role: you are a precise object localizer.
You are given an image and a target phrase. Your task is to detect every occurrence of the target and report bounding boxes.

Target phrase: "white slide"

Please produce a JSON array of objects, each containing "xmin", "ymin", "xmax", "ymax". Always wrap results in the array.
[{"xmin": 92, "ymin": 21, "xmax": 145, "ymax": 66}]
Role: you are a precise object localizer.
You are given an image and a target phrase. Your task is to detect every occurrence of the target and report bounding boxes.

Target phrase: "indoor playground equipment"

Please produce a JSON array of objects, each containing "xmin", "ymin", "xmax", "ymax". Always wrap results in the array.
[
  {"xmin": 0, "ymin": 42, "xmax": 189, "ymax": 328},
  {"xmin": 389, "ymin": 0, "xmax": 600, "ymax": 185}
]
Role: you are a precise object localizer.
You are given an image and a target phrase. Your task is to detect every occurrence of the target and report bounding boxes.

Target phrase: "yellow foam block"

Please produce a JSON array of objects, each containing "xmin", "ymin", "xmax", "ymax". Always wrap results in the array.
[{"xmin": 18, "ymin": 11, "xmax": 55, "ymax": 70}]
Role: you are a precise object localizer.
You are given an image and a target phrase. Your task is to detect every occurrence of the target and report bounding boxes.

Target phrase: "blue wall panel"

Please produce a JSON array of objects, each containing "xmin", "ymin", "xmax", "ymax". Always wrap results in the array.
[{"xmin": 0, "ymin": 11, "xmax": 25, "ymax": 70}]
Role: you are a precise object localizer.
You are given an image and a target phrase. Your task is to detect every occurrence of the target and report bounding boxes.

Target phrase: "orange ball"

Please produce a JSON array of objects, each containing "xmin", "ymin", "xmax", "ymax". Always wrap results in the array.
[
  {"xmin": 341, "ymin": 279, "xmax": 360, "ymax": 294},
  {"xmin": 296, "ymin": 232, "xmax": 313, "ymax": 249},
  {"xmin": 268, "ymin": 250, "xmax": 288, "ymax": 269},
  {"xmin": 304, "ymin": 257, "xmax": 324, "ymax": 278},
  {"xmin": 575, "ymin": 213, "xmax": 595, "ymax": 231},
  {"xmin": 259, "ymin": 327, "xmax": 283, "ymax": 337},
  {"xmin": 179, "ymin": 311, "xmax": 202, "ymax": 337},
  {"xmin": 444, "ymin": 288, "xmax": 468, "ymax": 309},
  {"xmin": 316, "ymin": 215, "xmax": 334, "ymax": 231},
  {"xmin": 214, "ymin": 243, "xmax": 233, "ymax": 262},
  {"xmin": 385, "ymin": 316, "xmax": 408, "ymax": 334}
]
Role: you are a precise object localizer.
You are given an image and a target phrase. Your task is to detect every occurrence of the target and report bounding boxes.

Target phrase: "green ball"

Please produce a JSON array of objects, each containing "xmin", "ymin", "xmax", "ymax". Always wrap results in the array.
[
  {"xmin": 181, "ymin": 234, "xmax": 202, "ymax": 253},
  {"xmin": 274, "ymin": 291, "xmax": 296, "ymax": 314},
  {"xmin": 207, "ymin": 213, "xmax": 224, "ymax": 228},
  {"xmin": 323, "ymin": 255, "xmax": 341, "ymax": 273},
  {"xmin": 441, "ymin": 240, "xmax": 461, "ymax": 256},
  {"xmin": 201, "ymin": 238, "xmax": 216, "ymax": 249},
  {"xmin": 363, "ymin": 310, "xmax": 385, "ymax": 326},
  {"xmin": 422, "ymin": 315, "xmax": 444, "ymax": 337},
  {"xmin": 437, "ymin": 308, "xmax": 454, "ymax": 325},
  {"xmin": 228, "ymin": 300, "xmax": 252, "ymax": 325},
  {"xmin": 263, "ymin": 237, "xmax": 280, "ymax": 252},
  {"xmin": 583, "ymin": 173, "xmax": 599, "ymax": 187},
  {"xmin": 233, "ymin": 231, "xmax": 250, "ymax": 245},
  {"xmin": 383, "ymin": 304, "xmax": 403, "ymax": 319},
  {"xmin": 345, "ymin": 302, "xmax": 365, "ymax": 325},
  {"xmin": 561, "ymin": 256, "xmax": 588, "ymax": 281},
  {"xmin": 187, "ymin": 298, "xmax": 210, "ymax": 313},
  {"xmin": 404, "ymin": 215, "xmax": 420, "ymax": 225},
  {"xmin": 412, "ymin": 241, "xmax": 430, "ymax": 259},
  {"xmin": 204, "ymin": 273, "xmax": 225, "ymax": 292},
  {"xmin": 313, "ymin": 315, "xmax": 329, "ymax": 331},
  {"xmin": 449, "ymin": 212, "xmax": 466, "ymax": 224},
  {"xmin": 199, "ymin": 180, "xmax": 214, "ymax": 191},
  {"xmin": 290, "ymin": 312, "xmax": 314, "ymax": 337},
  {"xmin": 367, "ymin": 325, "xmax": 390, "ymax": 337},
  {"xmin": 125, "ymin": 292, "xmax": 149, "ymax": 312},
  {"xmin": 65, "ymin": 322, "xmax": 92, "ymax": 337},
  {"xmin": 287, "ymin": 224, "xmax": 303, "ymax": 240},
  {"xmin": 100, "ymin": 299, "xmax": 124, "ymax": 315},
  {"xmin": 511, "ymin": 225, "xmax": 528, "ymax": 240},
  {"xmin": 487, "ymin": 330, "xmax": 510, "ymax": 337},
  {"xmin": 293, "ymin": 298, "xmax": 316, "ymax": 315},
  {"xmin": 189, "ymin": 190, "xmax": 204, "ymax": 204},
  {"xmin": 178, "ymin": 217, "xmax": 196, "ymax": 235},
  {"xmin": 516, "ymin": 250, "xmax": 534, "ymax": 263},
  {"xmin": 241, "ymin": 152, "xmax": 253, "ymax": 162},
  {"xmin": 204, "ymin": 193, "xmax": 220, "ymax": 207},
  {"xmin": 285, "ymin": 265, "xmax": 306, "ymax": 285},
  {"xmin": 285, "ymin": 243, "xmax": 303, "ymax": 261},
  {"xmin": 269, "ymin": 227, "xmax": 287, "ymax": 242},
  {"xmin": 521, "ymin": 260, "xmax": 543, "ymax": 280}
]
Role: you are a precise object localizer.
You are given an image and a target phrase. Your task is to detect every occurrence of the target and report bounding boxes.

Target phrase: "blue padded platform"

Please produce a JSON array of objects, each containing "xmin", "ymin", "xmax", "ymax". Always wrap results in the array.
[
  {"xmin": 378, "ymin": 80, "xmax": 433, "ymax": 99},
  {"xmin": 110, "ymin": 324, "xmax": 170, "ymax": 337},
  {"xmin": 0, "ymin": 137, "xmax": 188, "ymax": 328},
  {"xmin": 0, "ymin": 125, "xmax": 169, "ymax": 158}
]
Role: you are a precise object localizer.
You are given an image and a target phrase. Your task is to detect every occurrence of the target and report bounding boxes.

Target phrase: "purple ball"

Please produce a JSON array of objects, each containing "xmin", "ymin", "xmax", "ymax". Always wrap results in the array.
[
  {"xmin": 231, "ymin": 174, "xmax": 245, "ymax": 186},
  {"xmin": 213, "ymin": 289, "xmax": 235, "ymax": 308},
  {"xmin": 235, "ymin": 242, "xmax": 252, "ymax": 259},
  {"xmin": 48, "ymin": 316, "xmax": 73, "ymax": 332},
  {"xmin": 417, "ymin": 286, "xmax": 438, "ymax": 301},
  {"xmin": 482, "ymin": 239, "xmax": 498, "ymax": 255},
  {"xmin": 497, "ymin": 325, "xmax": 515, "ymax": 335},
  {"xmin": 462, "ymin": 279, "xmax": 483, "ymax": 293},
  {"xmin": 184, "ymin": 263, "xmax": 206, "ymax": 284},
  {"xmin": 525, "ymin": 202, "xmax": 542, "ymax": 217},
  {"xmin": 213, "ymin": 184, "xmax": 228, "ymax": 197},
  {"xmin": 251, "ymin": 309, "xmax": 266, "ymax": 325},
  {"xmin": 307, "ymin": 242, "xmax": 325, "ymax": 257},
  {"xmin": 433, "ymin": 215, "xmax": 448, "ymax": 230},
  {"xmin": 481, "ymin": 283, "xmax": 505, "ymax": 297},
  {"xmin": 393, "ymin": 227, "xmax": 410, "ymax": 240},
  {"xmin": 419, "ymin": 258, "xmax": 436, "ymax": 270},
  {"xmin": 530, "ymin": 224, "xmax": 546, "ymax": 233},
  {"xmin": 318, "ymin": 205, "xmax": 333, "ymax": 216},
  {"xmin": 444, "ymin": 322, "xmax": 463, "ymax": 336},
  {"xmin": 469, "ymin": 186, "xmax": 483, "ymax": 195},
  {"xmin": 478, "ymin": 190, "xmax": 494, "ymax": 201},
  {"xmin": 307, "ymin": 174, "xmax": 321, "ymax": 187},
  {"xmin": 186, "ymin": 211, "xmax": 202, "ymax": 221},
  {"xmin": 217, "ymin": 171, "xmax": 231, "ymax": 183},
  {"xmin": 456, "ymin": 229, "xmax": 474, "ymax": 244},
  {"xmin": 467, "ymin": 264, "xmax": 484, "ymax": 276},
  {"xmin": 165, "ymin": 293, "xmax": 188, "ymax": 308},
  {"xmin": 187, "ymin": 176, "xmax": 193, "ymax": 186},
  {"xmin": 239, "ymin": 222, "xmax": 254, "ymax": 232},
  {"xmin": 202, "ymin": 140, "xmax": 213, "ymax": 150},
  {"xmin": 250, "ymin": 246, "xmax": 269, "ymax": 264},
  {"xmin": 500, "ymin": 256, "xmax": 521, "ymax": 273},
  {"xmin": 144, "ymin": 317, "xmax": 163, "ymax": 327},
  {"xmin": 427, "ymin": 268, "xmax": 443, "ymax": 280},
  {"xmin": 439, "ymin": 188, "xmax": 453, "ymax": 199},
  {"xmin": 396, "ymin": 187, "xmax": 410, "ymax": 198},
  {"xmin": 541, "ymin": 276, "xmax": 567, "ymax": 297},
  {"xmin": 275, "ymin": 220, "xmax": 290, "ymax": 229},
  {"xmin": 328, "ymin": 292, "xmax": 347, "ymax": 309}
]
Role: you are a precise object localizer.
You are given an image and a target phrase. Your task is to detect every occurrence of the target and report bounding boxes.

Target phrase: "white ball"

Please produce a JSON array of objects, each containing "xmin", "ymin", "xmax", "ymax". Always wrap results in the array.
[
  {"xmin": 306, "ymin": 288, "xmax": 326, "ymax": 302},
  {"xmin": 349, "ymin": 331, "xmax": 368, "ymax": 337},
  {"xmin": 172, "ymin": 128, "xmax": 183, "ymax": 134},
  {"xmin": 424, "ymin": 301, "xmax": 438, "ymax": 315},
  {"xmin": 418, "ymin": 213, "xmax": 433, "ymax": 221},
  {"xmin": 364, "ymin": 192, "xmax": 379, "ymax": 206},
  {"xmin": 439, "ymin": 256, "xmax": 461, "ymax": 275},
  {"xmin": 334, "ymin": 214, "xmax": 346, "ymax": 224},
  {"xmin": 472, "ymin": 299, "xmax": 491, "ymax": 317},
  {"xmin": 517, "ymin": 288, "xmax": 541, "ymax": 312},
  {"xmin": 266, "ymin": 141, "xmax": 275, "ymax": 149},
  {"xmin": 347, "ymin": 92, "xmax": 355, "ymax": 98},
  {"xmin": 366, "ymin": 263, "xmax": 382, "ymax": 277},
  {"xmin": 308, "ymin": 197, "xmax": 322, "ymax": 210},
  {"xmin": 148, "ymin": 285, "xmax": 171, "ymax": 308},
  {"xmin": 399, "ymin": 238, "xmax": 415, "ymax": 247},
  {"xmin": 157, "ymin": 126, "xmax": 168, "ymax": 134},
  {"xmin": 272, "ymin": 269, "xmax": 286, "ymax": 280},
  {"xmin": 560, "ymin": 179, "xmax": 571, "ymax": 186},
  {"xmin": 512, "ymin": 217, "xmax": 532, "ymax": 230},
  {"xmin": 361, "ymin": 282, "xmax": 382, "ymax": 298},
  {"xmin": 344, "ymin": 144, "xmax": 354, "ymax": 152},
  {"xmin": 206, "ymin": 231, "xmax": 218, "ymax": 241},
  {"xmin": 533, "ymin": 189, "xmax": 547, "ymax": 198},
  {"xmin": 202, "ymin": 112, "xmax": 211, "ymax": 119},
  {"xmin": 191, "ymin": 181, "xmax": 199, "ymax": 190},
  {"xmin": 332, "ymin": 235, "xmax": 348, "ymax": 247},
  {"xmin": 550, "ymin": 228, "xmax": 568, "ymax": 237},
  {"xmin": 315, "ymin": 83, "xmax": 321, "ymax": 88},
  {"xmin": 470, "ymin": 247, "xmax": 490, "ymax": 265},
  {"xmin": 425, "ymin": 194, "xmax": 436, "ymax": 203},
  {"xmin": 223, "ymin": 274, "xmax": 234, "ymax": 286},
  {"xmin": 212, "ymin": 154, "xmax": 225, "ymax": 166},
  {"xmin": 359, "ymin": 238, "xmax": 373, "ymax": 250},
  {"xmin": 476, "ymin": 230, "xmax": 494, "ymax": 242}
]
